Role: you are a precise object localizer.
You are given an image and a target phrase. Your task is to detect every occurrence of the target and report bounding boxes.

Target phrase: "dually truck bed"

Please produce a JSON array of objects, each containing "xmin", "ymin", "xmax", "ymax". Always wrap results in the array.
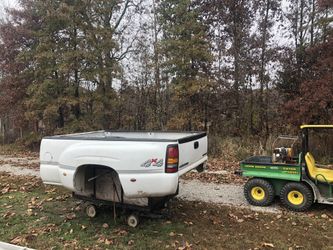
[{"xmin": 40, "ymin": 131, "xmax": 208, "ymax": 203}]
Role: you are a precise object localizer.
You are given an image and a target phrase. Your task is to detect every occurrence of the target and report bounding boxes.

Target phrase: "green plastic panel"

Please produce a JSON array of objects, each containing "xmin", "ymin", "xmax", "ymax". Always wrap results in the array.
[{"xmin": 241, "ymin": 163, "xmax": 301, "ymax": 182}]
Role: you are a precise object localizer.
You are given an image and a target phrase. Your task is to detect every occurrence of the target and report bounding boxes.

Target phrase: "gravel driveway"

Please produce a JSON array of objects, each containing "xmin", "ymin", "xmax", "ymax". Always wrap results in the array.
[{"xmin": 0, "ymin": 155, "xmax": 281, "ymax": 213}]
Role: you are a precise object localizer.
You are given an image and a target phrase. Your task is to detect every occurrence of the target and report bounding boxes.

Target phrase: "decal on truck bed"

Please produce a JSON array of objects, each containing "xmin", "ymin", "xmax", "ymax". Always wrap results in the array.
[{"xmin": 141, "ymin": 158, "xmax": 164, "ymax": 168}]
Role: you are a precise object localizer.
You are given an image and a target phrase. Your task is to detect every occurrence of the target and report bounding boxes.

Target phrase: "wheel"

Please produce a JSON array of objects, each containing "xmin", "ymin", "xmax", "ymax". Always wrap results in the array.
[
  {"xmin": 244, "ymin": 178, "xmax": 275, "ymax": 206},
  {"xmin": 127, "ymin": 214, "xmax": 139, "ymax": 228},
  {"xmin": 85, "ymin": 204, "xmax": 97, "ymax": 218},
  {"xmin": 280, "ymin": 182, "xmax": 313, "ymax": 212}
]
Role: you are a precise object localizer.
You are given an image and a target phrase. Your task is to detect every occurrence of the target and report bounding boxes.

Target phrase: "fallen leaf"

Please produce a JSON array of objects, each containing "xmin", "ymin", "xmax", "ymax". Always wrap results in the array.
[
  {"xmin": 169, "ymin": 232, "xmax": 176, "ymax": 237},
  {"xmin": 172, "ymin": 241, "xmax": 179, "ymax": 247},
  {"xmin": 105, "ymin": 239, "xmax": 113, "ymax": 245},
  {"xmin": 116, "ymin": 230, "xmax": 128, "ymax": 236},
  {"xmin": 177, "ymin": 241, "xmax": 192, "ymax": 250},
  {"xmin": 45, "ymin": 188, "xmax": 56, "ymax": 194},
  {"xmin": 1, "ymin": 187, "xmax": 9, "ymax": 194},
  {"xmin": 102, "ymin": 223, "xmax": 109, "ymax": 228},
  {"xmin": 97, "ymin": 237, "xmax": 105, "ymax": 244},
  {"xmin": 128, "ymin": 240, "xmax": 134, "ymax": 245},
  {"xmin": 26, "ymin": 209, "xmax": 33, "ymax": 216},
  {"xmin": 31, "ymin": 197, "xmax": 37, "ymax": 205},
  {"xmin": 3, "ymin": 211, "xmax": 15, "ymax": 218},
  {"xmin": 262, "ymin": 242, "xmax": 275, "ymax": 248},
  {"xmin": 66, "ymin": 213, "xmax": 76, "ymax": 220},
  {"xmin": 10, "ymin": 236, "xmax": 25, "ymax": 244}
]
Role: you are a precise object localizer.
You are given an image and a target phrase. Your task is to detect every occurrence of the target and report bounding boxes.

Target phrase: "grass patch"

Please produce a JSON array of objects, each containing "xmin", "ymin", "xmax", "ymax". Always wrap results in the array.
[{"xmin": 1, "ymin": 172, "xmax": 333, "ymax": 249}]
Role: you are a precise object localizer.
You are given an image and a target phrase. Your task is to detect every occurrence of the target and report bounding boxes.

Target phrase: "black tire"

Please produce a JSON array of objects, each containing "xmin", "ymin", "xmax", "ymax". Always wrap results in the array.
[
  {"xmin": 244, "ymin": 178, "xmax": 275, "ymax": 206},
  {"xmin": 280, "ymin": 182, "xmax": 313, "ymax": 212}
]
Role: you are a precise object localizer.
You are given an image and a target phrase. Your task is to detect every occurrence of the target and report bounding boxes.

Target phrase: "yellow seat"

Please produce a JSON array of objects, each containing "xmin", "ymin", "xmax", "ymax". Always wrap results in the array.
[{"xmin": 305, "ymin": 152, "xmax": 333, "ymax": 183}]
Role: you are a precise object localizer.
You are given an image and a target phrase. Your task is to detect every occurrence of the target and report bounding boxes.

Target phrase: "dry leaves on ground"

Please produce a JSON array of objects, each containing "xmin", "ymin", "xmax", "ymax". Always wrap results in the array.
[{"xmin": 181, "ymin": 158, "xmax": 246, "ymax": 184}]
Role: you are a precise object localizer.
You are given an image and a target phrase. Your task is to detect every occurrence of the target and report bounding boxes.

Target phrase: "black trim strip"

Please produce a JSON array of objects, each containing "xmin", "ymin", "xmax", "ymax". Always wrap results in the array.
[
  {"xmin": 44, "ymin": 136, "xmax": 177, "ymax": 142},
  {"xmin": 202, "ymin": 152, "xmax": 207, "ymax": 156},
  {"xmin": 43, "ymin": 131, "xmax": 207, "ymax": 143},
  {"xmin": 179, "ymin": 162, "xmax": 189, "ymax": 169},
  {"xmin": 178, "ymin": 132, "xmax": 207, "ymax": 144}
]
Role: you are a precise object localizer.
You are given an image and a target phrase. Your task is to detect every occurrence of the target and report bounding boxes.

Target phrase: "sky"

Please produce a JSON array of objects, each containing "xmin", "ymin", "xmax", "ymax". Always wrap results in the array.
[{"xmin": 0, "ymin": 0, "xmax": 19, "ymax": 19}]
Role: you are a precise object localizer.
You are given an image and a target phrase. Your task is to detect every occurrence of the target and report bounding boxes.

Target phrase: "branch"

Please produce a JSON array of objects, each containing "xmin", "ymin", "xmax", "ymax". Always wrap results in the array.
[{"xmin": 114, "ymin": 0, "xmax": 130, "ymax": 31}]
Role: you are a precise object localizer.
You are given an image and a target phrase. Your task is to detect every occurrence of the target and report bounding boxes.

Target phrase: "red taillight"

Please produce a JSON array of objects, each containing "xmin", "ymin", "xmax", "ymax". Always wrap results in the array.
[{"xmin": 166, "ymin": 145, "xmax": 179, "ymax": 173}]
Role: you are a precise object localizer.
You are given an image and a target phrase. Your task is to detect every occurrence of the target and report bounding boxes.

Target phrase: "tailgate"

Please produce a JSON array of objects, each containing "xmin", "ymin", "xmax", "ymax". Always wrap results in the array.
[{"xmin": 178, "ymin": 133, "xmax": 208, "ymax": 175}]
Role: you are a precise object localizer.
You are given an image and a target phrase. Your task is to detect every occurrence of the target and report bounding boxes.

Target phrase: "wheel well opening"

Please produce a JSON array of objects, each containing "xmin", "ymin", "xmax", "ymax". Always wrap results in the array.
[{"xmin": 73, "ymin": 165, "xmax": 122, "ymax": 202}]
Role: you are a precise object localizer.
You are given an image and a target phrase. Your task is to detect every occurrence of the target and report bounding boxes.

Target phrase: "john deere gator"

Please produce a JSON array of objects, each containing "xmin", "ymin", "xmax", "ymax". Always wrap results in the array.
[{"xmin": 239, "ymin": 125, "xmax": 333, "ymax": 211}]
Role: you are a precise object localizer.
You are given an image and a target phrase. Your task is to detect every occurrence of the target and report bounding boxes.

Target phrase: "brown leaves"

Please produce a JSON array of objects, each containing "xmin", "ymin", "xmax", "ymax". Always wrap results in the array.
[
  {"xmin": 114, "ymin": 229, "xmax": 128, "ymax": 236},
  {"xmin": 0, "ymin": 174, "xmax": 42, "ymax": 194},
  {"xmin": 27, "ymin": 209, "xmax": 34, "ymax": 216},
  {"xmin": 97, "ymin": 236, "xmax": 114, "ymax": 246},
  {"xmin": 228, "ymin": 213, "xmax": 245, "ymax": 223},
  {"xmin": 184, "ymin": 221, "xmax": 193, "ymax": 226},
  {"xmin": 1, "ymin": 185, "xmax": 10, "ymax": 194},
  {"xmin": 181, "ymin": 158, "xmax": 245, "ymax": 184},
  {"xmin": 26, "ymin": 196, "xmax": 44, "ymax": 216},
  {"xmin": 55, "ymin": 194, "xmax": 71, "ymax": 201},
  {"xmin": 168, "ymin": 240, "xmax": 193, "ymax": 250},
  {"xmin": 127, "ymin": 240, "xmax": 134, "ymax": 246},
  {"xmin": 63, "ymin": 240, "xmax": 79, "ymax": 248},
  {"xmin": 66, "ymin": 213, "xmax": 76, "ymax": 220},
  {"xmin": 10, "ymin": 234, "xmax": 37, "ymax": 245},
  {"xmin": 262, "ymin": 242, "xmax": 275, "ymax": 248},
  {"xmin": 45, "ymin": 187, "xmax": 57, "ymax": 194},
  {"xmin": 0, "ymin": 156, "xmax": 39, "ymax": 170},
  {"xmin": 2, "ymin": 211, "xmax": 16, "ymax": 218},
  {"xmin": 10, "ymin": 236, "xmax": 26, "ymax": 245},
  {"xmin": 169, "ymin": 231, "xmax": 176, "ymax": 237}
]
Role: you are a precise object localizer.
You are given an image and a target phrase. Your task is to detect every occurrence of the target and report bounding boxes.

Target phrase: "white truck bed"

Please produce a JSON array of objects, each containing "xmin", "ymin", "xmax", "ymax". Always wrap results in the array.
[{"xmin": 40, "ymin": 131, "xmax": 207, "ymax": 205}]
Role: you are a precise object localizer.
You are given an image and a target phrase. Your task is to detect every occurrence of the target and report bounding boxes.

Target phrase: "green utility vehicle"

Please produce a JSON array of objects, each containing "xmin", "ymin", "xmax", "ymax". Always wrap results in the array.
[{"xmin": 239, "ymin": 125, "xmax": 333, "ymax": 211}]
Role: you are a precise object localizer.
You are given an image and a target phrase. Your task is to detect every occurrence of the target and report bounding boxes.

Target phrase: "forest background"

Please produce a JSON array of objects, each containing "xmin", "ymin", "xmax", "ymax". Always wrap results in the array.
[{"xmin": 0, "ymin": 0, "xmax": 332, "ymax": 157}]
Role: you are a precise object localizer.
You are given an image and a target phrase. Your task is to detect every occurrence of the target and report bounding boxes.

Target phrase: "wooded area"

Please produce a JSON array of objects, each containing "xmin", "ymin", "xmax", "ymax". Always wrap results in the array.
[{"xmin": 0, "ymin": 0, "xmax": 332, "ymax": 149}]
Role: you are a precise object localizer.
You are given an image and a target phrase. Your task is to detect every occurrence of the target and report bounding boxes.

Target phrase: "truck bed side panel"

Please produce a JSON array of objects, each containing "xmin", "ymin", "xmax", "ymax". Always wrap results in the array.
[{"xmin": 40, "ymin": 139, "xmax": 178, "ymax": 197}]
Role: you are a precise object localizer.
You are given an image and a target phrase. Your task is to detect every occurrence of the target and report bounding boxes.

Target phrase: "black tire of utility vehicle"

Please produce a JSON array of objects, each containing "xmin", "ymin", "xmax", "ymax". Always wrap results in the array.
[
  {"xmin": 280, "ymin": 182, "xmax": 313, "ymax": 212},
  {"xmin": 244, "ymin": 178, "xmax": 275, "ymax": 206}
]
